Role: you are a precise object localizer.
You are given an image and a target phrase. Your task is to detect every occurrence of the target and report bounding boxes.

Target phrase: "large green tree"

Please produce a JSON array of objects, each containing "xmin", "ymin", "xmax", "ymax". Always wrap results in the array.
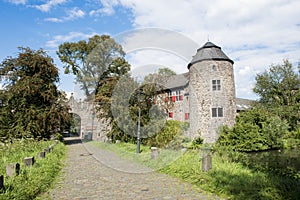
[
  {"xmin": 253, "ymin": 59, "xmax": 300, "ymax": 130},
  {"xmin": 0, "ymin": 47, "xmax": 71, "ymax": 142},
  {"xmin": 57, "ymin": 34, "xmax": 127, "ymax": 99}
]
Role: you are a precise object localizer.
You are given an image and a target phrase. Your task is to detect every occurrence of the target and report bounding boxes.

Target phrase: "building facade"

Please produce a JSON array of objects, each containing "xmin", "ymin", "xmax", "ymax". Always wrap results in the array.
[{"xmin": 164, "ymin": 41, "xmax": 244, "ymax": 143}]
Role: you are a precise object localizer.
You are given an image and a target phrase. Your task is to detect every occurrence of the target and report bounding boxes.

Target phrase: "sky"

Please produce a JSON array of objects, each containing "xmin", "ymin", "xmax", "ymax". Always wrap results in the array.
[{"xmin": 1, "ymin": 0, "xmax": 300, "ymax": 100}]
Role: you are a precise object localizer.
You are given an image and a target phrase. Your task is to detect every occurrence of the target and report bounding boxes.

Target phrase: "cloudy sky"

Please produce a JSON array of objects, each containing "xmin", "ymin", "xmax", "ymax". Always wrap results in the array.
[{"xmin": 1, "ymin": 0, "xmax": 300, "ymax": 100}]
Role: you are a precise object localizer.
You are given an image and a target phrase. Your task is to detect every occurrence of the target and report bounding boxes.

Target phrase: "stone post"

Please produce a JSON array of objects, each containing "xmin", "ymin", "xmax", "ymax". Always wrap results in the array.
[
  {"xmin": 151, "ymin": 147, "xmax": 159, "ymax": 159},
  {"xmin": 201, "ymin": 147, "xmax": 212, "ymax": 172},
  {"xmin": 202, "ymin": 155, "xmax": 212, "ymax": 172},
  {"xmin": 23, "ymin": 156, "xmax": 35, "ymax": 167},
  {"xmin": 38, "ymin": 151, "xmax": 46, "ymax": 158},
  {"xmin": 6, "ymin": 163, "xmax": 20, "ymax": 177},
  {"xmin": 45, "ymin": 147, "xmax": 51, "ymax": 154}
]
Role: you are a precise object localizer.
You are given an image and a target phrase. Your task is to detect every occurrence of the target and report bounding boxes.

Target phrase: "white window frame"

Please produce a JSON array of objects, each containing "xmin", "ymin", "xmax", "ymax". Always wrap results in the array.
[
  {"xmin": 212, "ymin": 107, "xmax": 223, "ymax": 117},
  {"xmin": 212, "ymin": 79, "xmax": 221, "ymax": 91}
]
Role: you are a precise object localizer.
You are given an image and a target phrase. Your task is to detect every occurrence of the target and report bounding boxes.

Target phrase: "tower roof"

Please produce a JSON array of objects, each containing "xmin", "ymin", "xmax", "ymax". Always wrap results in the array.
[{"xmin": 187, "ymin": 41, "xmax": 233, "ymax": 69}]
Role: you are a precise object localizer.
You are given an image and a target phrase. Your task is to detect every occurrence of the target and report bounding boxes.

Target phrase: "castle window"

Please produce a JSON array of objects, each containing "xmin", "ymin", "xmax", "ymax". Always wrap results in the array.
[
  {"xmin": 165, "ymin": 90, "xmax": 172, "ymax": 102},
  {"xmin": 176, "ymin": 90, "xmax": 183, "ymax": 101},
  {"xmin": 185, "ymin": 113, "xmax": 189, "ymax": 120},
  {"xmin": 212, "ymin": 64, "xmax": 217, "ymax": 71},
  {"xmin": 212, "ymin": 107, "xmax": 223, "ymax": 117},
  {"xmin": 212, "ymin": 80, "xmax": 221, "ymax": 91}
]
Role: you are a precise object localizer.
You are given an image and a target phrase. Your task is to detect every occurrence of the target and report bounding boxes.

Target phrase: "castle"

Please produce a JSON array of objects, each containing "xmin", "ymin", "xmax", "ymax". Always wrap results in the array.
[
  {"xmin": 68, "ymin": 41, "xmax": 252, "ymax": 144},
  {"xmin": 163, "ymin": 41, "xmax": 250, "ymax": 143}
]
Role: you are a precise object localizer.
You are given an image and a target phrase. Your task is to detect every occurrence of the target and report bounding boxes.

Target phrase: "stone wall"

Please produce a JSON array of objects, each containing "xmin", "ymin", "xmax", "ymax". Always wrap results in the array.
[{"xmin": 189, "ymin": 60, "xmax": 236, "ymax": 143}]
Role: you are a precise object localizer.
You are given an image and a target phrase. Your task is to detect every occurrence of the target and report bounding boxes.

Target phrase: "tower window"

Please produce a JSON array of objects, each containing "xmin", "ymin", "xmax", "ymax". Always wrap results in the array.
[
  {"xmin": 212, "ymin": 107, "xmax": 223, "ymax": 117},
  {"xmin": 212, "ymin": 64, "xmax": 217, "ymax": 71},
  {"xmin": 212, "ymin": 80, "xmax": 221, "ymax": 91}
]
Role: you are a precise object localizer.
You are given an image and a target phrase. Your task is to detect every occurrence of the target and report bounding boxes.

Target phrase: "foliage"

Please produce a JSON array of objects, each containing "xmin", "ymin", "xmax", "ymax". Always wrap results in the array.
[
  {"xmin": 283, "ymin": 128, "xmax": 300, "ymax": 149},
  {"xmin": 57, "ymin": 34, "xmax": 128, "ymax": 99},
  {"xmin": 190, "ymin": 136, "xmax": 204, "ymax": 149},
  {"xmin": 0, "ymin": 47, "xmax": 71, "ymax": 141},
  {"xmin": 145, "ymin": 120, "xmax": 185, "ymax": 148},
  {"xmin": 216, "ymin": 108, "xmax": 289, "ymax": 152},
  {"xmin": 143, "ymin": 67, "xmax": 176, "ymax": 83},
  {"xmin": 253, "ymin": 59, "xmax": 300, "ymax": 130},
  {"xmin": 0, "ymin": 140, "xmax": 66, "ymax": 199}
]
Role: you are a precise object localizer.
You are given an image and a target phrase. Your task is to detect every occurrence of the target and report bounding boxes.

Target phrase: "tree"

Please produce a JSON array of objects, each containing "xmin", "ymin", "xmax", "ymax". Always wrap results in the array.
[
  {"xmin": 57, "ymin": 34, "xmax": 127, "ymax": 99},
  {"xmin": 0, "ymin": 47, "xmax": 71, "ymax": 141},
  {"xmin": 143, "ymin": 67, "xmax": 176, "ymax": 83},
  {"xmin": 253, "ymin": 59, "xmax": 300, "ymax": 130}
]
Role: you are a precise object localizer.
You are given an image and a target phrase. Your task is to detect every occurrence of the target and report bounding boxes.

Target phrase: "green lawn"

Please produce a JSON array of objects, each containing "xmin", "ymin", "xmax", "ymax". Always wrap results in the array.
[
  {"xmin": 92, "ymin": 141, "xmax": 300, "ymax": 200},
  {"xmin": 0, "ymin": 140, "xmax": 66, "ymax": 199}
]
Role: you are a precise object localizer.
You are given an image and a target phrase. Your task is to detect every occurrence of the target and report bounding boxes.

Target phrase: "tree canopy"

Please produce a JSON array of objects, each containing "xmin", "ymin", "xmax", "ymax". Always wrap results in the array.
[
  {"xmin": 0, "ymin": 47, "xmax": 71, "ymax": 142},
  {"xmin": 57, "ymin": 34, "xmax": 128, "ymax": 99},
  {"xmin": 253, "ymin": 59, "xmax": 300, "ymax": 130}
]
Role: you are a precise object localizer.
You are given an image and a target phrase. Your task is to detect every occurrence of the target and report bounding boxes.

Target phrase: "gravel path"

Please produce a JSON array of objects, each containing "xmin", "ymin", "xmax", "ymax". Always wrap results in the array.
[{"xmin": 47, "ymin": 137, "xmax": 221, "ymax": 200}]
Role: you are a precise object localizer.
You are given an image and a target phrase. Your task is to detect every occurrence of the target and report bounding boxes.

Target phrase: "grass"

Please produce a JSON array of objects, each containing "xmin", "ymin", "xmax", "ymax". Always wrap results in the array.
[
  {"xmin": 0, "ymin": 139, "xmax": 66, "ymax": 199},
  {"xmin": 92, "ymin": 141, "xmax": 300, "ymax": 200},
  {"xmin": 91, "ymin": 141, "xmax": 184, "ymax": 171}
]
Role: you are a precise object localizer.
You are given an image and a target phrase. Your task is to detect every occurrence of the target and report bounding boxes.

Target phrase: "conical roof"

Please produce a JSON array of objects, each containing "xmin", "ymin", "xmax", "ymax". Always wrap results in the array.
[{"xmin": 187, "ymin": 41, "xmax": 233, "ymax": 69}]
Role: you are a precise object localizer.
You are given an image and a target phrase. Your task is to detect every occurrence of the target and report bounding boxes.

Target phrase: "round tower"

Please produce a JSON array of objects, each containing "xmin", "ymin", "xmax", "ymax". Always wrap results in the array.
[{"xmin": 188, "ymin": 42, "xmax": 236, "ymax": 143}]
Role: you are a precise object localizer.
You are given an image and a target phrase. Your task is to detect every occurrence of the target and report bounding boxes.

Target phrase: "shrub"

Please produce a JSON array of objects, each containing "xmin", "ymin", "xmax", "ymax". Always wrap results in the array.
[
  {"xmin": 190, "ymin": 136, "xmax": 204, "ymax": 149},
  {"xmin": 216, "ymin": 108, "xmax": 289, "ymax": 152},
  {"xmin": 145, "ymin": 120, "xmax": 185, "ymax": 148}
]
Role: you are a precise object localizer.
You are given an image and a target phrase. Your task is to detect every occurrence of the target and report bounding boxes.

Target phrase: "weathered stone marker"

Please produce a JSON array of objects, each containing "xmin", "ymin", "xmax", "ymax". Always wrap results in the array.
[
  {"xmin": 202, "ymin": 155, "xmax": 212, "ymax": 172},
  {"xmin": 45, "ymin": 147, "xmax": 51, "ymax": 154},
  {"xmin": 38, "ymin": 151, "xmax": 46, "ymax": 158},
  {"xmin": 23, "ymin": 156, "xmax": 35, "ymax": 167},
  {"xmin": 151, "ymin": 147, "xmax": 159, "ymax": 159},
  {"xmin": 6, "ymin": 163, "xmax": 20, "ymax": 177},
  {"xmin": 0, "ymin": 175, "xmax": 4, "ymax": 190}
]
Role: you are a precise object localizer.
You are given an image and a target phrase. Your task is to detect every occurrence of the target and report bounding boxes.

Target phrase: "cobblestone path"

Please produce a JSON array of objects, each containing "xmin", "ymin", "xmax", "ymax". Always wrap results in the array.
[{"xmin": 47, "ymin": 137, "xmax": 221, "ymax": 200}]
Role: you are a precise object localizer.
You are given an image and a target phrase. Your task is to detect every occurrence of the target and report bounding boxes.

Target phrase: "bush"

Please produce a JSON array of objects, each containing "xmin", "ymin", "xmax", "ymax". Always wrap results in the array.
[
  {"xmin": 216, "ymin": 108, "xmax": 289, "ymax": 152},
  {"xmin": 145, "ymin": 120, "xmax": 185, "ymax": 148},
  {"xmin": 190, "ymin": 136, "xmax": 204, "ymax": 149}
]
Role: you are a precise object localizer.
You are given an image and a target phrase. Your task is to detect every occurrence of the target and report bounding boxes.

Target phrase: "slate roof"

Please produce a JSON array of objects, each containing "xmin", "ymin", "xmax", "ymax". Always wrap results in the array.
[
  {"xmin": 163, "ymin": 72, "xmax": 189, "ymax": 90},
  {"xmin": 187, "ymin": 41, "xmax": 234, "ymax": 69}
]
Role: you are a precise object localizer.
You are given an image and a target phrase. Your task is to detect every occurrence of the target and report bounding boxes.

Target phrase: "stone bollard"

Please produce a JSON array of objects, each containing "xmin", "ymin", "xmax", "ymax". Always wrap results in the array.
[
  {"xmin": 115, "ymin": 140, "xmax": 121, "ymax": 144},
  {"xmin": 6, "ymin": 163, "xmax": 20, "ymax": 177},
  {"xmin": 151, "ymin": 147, "xmax": 159, "ymax": 159},
  {"xmin": 38, "ymin": 151, "xmax": 46, "ymax": 158},
  {"xmin": 55, "ymin": 140, "xmax": 59, "ymax": 145},
  {"xmin": 0, "ymin": 175, "xmax": 3, "ymax": 190},
  {"xmin": 23, "ymin": 156, "xmax": 35, "ymax": 167},
  {"xmin": 202, "ymin": 155, "xmax": 212, "ymax": 172},
  {"xmin": 45, "ymin": 147, "xmax": 51, "ymax": 154}
]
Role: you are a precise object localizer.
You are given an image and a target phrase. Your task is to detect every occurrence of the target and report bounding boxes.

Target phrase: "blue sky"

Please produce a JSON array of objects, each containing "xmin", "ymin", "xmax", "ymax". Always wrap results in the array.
[{"xmin": 1, "ymin": 0, "xmax": 300, "ymax": 100}]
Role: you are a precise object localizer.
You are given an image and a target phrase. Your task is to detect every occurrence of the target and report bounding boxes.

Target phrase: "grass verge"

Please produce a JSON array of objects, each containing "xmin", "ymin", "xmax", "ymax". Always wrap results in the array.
[
  {"xmin": 92, "ymin": 141, "xmax": 300, "ymax": 200},
  {"xmin": 0, "ymin": 140, "xmax": 66, "ymax": 199}
]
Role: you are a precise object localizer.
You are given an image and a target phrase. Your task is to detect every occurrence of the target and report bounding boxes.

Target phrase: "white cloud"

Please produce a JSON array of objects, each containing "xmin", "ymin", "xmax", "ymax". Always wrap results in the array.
[
  {"xmin": 7, "ymin": 0, "xmax": 26, "ymax": 4},
  {"xmin": 46, "ymin": 32, "xmax": 98, "ymax": 48},
  {"xmin": 93, "ymin": 0, "xmax": 300, "ymax": 99},
  {"xmin": 65, "ymin": 7, "xmax": 85, "ymax": 20},
  {"xmin": 45, "ymin": 7, "xmax": 85, "ymax": 23},
  {"xmin": 44, "ymin": 17, "xmax": 63, "ymax": 23},
  {"xmin": 32, "ymin": 0, "xmax": 67, "ymax": 12},
  {"xmin": 89, "ymin": 0, "xmax": 120, "ymax": 16}
]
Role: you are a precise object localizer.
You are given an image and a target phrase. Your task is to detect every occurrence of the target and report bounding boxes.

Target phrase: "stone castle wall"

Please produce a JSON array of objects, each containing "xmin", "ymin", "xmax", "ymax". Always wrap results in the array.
[{"xmin": 189, "ymin": 60, "xmax": 236, "ymax": 143}]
